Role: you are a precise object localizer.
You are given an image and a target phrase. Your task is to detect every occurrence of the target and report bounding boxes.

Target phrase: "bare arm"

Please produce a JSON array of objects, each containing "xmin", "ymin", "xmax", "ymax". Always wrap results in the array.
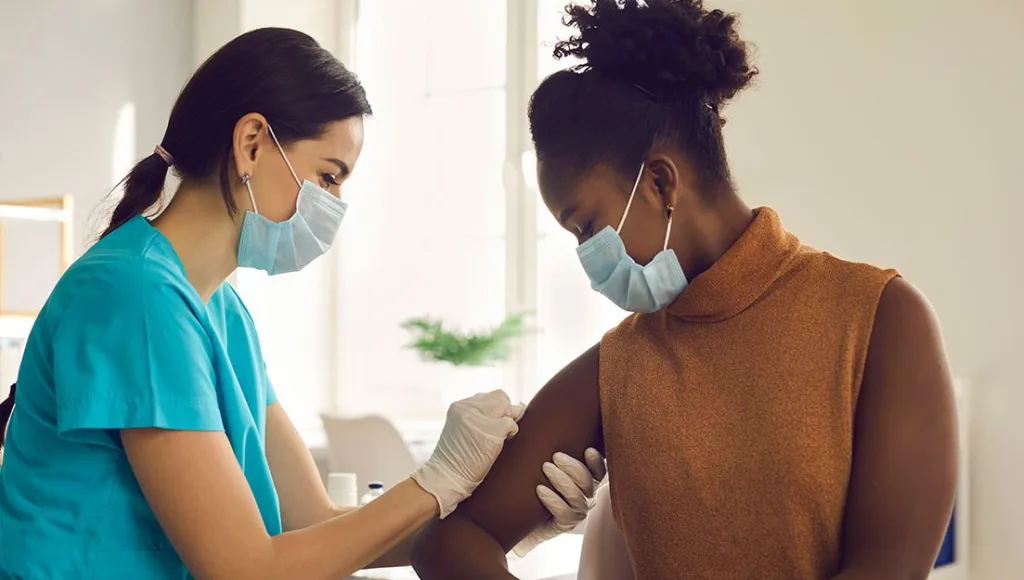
[
  {"xmin": 263, "ymin": 402, "xmax": 418, "ymax": 568},
  {"xmin": 834, "ymin": 277, "xmax": 959, "ymax": 580},
  {"xmin": 411, "ymin": 344, "xmax": 604, "ymax": 579},
  {"xmin": 123, "ymin": 427, "xmax": 437, "ymax": 580},
  {"xmin": 265, "ymin": 402, "xmax": 335, "ymax": 530}
]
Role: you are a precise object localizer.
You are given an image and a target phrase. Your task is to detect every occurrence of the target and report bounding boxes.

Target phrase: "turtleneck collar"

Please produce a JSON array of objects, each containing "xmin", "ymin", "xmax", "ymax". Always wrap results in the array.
[{"xmin": 667, "ymin": 207, "xmax": 802, "ymax": 323}]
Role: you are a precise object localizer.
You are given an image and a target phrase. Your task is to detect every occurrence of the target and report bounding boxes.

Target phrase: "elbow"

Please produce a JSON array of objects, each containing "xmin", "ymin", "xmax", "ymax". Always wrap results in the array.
[
  {"xmin": 411, "ymin": 517, "xmax": 514, "ymax": 580},
  {"xmin": 409, "ymin": 520, "xmax": 441, "ymax": 574},
  {"xmin": 409, "ymin": 519, "xmax": 475, "ymax": 579}
]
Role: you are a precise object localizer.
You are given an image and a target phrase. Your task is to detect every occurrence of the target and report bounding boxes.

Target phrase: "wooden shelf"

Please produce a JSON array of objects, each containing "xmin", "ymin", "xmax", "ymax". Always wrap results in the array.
[
  {"xmin": 0, "ymin": 313, "xmax": 33, "ymax": 341},
  {"xmin": 0, "ymin": 196, "xmax": 74, "ymax": 323},
  {"xmin": 0, "ymin": 204, "xmax": 72, "ymax": 222}
]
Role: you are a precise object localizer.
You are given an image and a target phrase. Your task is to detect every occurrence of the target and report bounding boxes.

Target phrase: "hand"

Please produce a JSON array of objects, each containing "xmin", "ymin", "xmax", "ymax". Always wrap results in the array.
[
  {"xmin": 411, "ymin": 390, "xmax": 525, "ymax": 518},
  {"xmin": 513, "ymin": 447, "xmax": 607, "ymax": 557}
]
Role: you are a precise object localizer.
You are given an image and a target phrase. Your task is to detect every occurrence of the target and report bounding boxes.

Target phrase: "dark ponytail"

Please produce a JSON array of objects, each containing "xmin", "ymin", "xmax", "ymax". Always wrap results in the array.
[
  {"xmin": 0, "ymin": 383, "xmax": 15, "ymax": 452},
  {"xmin": 100, "ymin": 153, "xmax": 171, "ymax": 238},
  {"xmin": 98, "ymin": 27, "xmax": 371, "ymax": 239}
]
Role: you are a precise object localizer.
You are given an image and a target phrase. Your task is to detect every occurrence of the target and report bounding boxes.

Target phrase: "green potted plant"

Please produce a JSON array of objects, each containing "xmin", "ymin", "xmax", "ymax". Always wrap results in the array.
[
  {"xmin": 401, "ymin": 313, "xmax": 528, "ymax": 407},
  {"xmin": 401, "ymin": 313, "xmax": 526, "ymax": 367}
]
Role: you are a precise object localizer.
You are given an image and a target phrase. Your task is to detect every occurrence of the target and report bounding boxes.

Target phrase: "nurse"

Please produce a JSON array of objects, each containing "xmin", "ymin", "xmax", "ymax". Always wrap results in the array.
[{"xmin": 0, "ymin": 28, "xmax": 605, "ymax": 578}]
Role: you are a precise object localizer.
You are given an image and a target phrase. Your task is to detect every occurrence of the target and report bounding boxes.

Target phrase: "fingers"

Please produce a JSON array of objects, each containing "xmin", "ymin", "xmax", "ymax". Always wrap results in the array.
[
  {"xmin": 454, "ymin": 390, "xmax": 525, "ymax": 422},
  {"xmin": 584, "ymin": 447, "xmax": 607, "ymax": 481},
  {"xmin": 552, "ymin": 452, "xmax": 596, "ymax": 497},
  {"xmin": 503, "ymin": 416, "xmax": 520, "ymax": 439},
  {"xmin": 536, "ymin": 483, "xmax": 570, "ymax": 515},
  {"xmin": 456, "ymin": 389, "xmax": 511, "ymax": 415},
  {"xmin": 542, "ymin": 462, "xmax": 589, "ymax": 512},
  {"xmin": 509, "ymin": 402, "xmax": 526, "ymax": 421}
]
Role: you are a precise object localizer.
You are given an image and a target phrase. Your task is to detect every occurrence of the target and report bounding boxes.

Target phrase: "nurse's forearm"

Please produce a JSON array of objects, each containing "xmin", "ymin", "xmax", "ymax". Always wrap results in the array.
[
  {"xmin": 322, "ymin": 506, "xmax": 420, "ymax": 569},
  {"xmin": 269, "ymin": 478, "xmax": 437, "ymax": 579}
]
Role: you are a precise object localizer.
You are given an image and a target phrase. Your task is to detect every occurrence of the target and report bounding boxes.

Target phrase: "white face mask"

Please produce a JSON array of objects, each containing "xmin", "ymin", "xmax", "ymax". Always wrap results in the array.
[
  {"xmin": 236, "ymin": 123, "xmax": 347, "ymax": 275},
  {"xmin": 575, "ymin": 162, "xmax": 687, "ymax": 313}
]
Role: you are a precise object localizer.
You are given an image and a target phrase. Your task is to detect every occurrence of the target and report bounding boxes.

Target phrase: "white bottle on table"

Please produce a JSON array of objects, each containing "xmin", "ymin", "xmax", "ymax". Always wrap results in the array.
[{"xmin": 327, "ymin": 473, "xmax": 359, "ymax": 508}]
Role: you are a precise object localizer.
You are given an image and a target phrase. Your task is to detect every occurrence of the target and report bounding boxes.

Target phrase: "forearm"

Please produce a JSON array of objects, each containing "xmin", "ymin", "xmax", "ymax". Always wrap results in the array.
[
  {"xmin": 316, "ymin": 504, "xmax": 420, "ymax": 569},
  {"xmin": 269, "ymin": 478, "xmax": 438, "ymax": 579},
  {"xmin": 411, "ymin": 516, "xmax": 517, "ymax": 580}
]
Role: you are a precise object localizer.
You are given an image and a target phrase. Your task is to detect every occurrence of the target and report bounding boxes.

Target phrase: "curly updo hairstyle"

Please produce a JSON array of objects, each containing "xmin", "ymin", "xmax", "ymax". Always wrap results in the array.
[{"xmin": 529, "ymin": 0, "xmax": 758, "ymax": 190}]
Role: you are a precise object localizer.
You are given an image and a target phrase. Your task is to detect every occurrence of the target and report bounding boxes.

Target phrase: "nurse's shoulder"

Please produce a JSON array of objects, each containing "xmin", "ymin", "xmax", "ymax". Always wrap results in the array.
[{"xmin": 46, "ymin": 216, "xmax": 202, "ymax": 328}]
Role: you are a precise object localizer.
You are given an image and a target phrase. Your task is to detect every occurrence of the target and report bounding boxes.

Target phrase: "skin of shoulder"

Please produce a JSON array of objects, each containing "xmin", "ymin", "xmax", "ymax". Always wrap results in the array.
[{"xmin": 838, "ymin": 276, "xmax": 959, "ymax": 579}]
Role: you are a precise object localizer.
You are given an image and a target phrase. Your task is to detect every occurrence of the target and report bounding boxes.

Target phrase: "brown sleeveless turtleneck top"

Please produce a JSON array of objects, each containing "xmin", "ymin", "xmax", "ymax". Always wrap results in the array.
[{"xmin": 599, "ymin": 207, "xmax": 898, "ymax": 579}]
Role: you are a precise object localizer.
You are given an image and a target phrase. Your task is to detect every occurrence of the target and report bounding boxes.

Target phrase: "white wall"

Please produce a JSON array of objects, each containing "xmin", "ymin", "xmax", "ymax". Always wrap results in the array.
[
  {"xmin": 716, "ymin": 1, "xmax": 1023, "ymax": 577},
  {"xmin": 0, "ymin": 0, "xmax": 192, "ymax": 311}
]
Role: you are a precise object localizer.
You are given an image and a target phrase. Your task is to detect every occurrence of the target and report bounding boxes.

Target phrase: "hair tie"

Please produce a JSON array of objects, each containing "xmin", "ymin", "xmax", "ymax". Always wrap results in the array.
[{"xmin": 153, "ymin": 144, "xmax": 174, "ymax": 166}]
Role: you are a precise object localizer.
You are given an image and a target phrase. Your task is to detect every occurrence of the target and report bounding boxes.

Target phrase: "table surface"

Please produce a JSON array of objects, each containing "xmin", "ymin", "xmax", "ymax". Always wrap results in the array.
[{"xmin": 349, "ymin": 534, "xmax": 583, "ymax": 580}]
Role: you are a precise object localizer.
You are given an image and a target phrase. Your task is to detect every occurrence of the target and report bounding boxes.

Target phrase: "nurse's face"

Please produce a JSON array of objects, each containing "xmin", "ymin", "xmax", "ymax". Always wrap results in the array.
[{"xmin": 235, "ymin": 115, "xmax": 365, "ymax": 223}]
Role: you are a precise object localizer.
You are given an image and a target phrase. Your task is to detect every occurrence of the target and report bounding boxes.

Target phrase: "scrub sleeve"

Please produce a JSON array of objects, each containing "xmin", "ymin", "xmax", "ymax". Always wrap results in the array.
[{"xmin": 51, "ymin": 264, "xmax": 224, "ymax": 441}]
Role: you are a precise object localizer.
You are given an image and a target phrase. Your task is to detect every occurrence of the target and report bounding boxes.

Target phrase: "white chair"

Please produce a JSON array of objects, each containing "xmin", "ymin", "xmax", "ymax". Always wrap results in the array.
[{"xmin": 319, "ymin": 414, "xmax": 420, "ymax": 492}]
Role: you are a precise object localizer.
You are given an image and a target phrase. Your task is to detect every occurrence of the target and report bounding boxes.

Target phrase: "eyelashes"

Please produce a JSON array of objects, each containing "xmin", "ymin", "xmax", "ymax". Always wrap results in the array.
[{"xmin": 321, "ymin": 173, "xmax": 340, "ymax": 187}]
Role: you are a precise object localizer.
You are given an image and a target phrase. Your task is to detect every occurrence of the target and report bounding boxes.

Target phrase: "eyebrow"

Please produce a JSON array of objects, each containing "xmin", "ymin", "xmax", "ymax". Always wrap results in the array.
[{"xmin": 324, "ymin": 157, "xmax": 350, "ymax": 177}]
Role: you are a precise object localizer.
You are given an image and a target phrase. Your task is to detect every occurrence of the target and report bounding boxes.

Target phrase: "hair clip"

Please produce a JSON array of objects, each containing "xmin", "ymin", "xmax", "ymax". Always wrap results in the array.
[{"xmin": 633, "ymin": 83, "xmax": 656, "ymax": 99}]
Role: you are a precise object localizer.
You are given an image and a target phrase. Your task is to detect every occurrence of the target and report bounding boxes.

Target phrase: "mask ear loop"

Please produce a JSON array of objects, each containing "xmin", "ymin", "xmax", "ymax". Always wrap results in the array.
[
  {"xmin": 663, "ymin": 203, "xmax": 674, "ymax": 251},
  {"xmin": 266, "ymin": 122, "xmax": 302, "ymax": 187},
  {"xmin": 241, "ymin": 173, "xmax": 258, "ymax": 214},
  {"xmin": 616, "ymin": 162, "xmax": 646, "ymax": 234}
]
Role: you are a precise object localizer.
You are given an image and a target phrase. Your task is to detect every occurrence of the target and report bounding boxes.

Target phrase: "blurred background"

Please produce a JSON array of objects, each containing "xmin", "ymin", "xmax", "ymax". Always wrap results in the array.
[{"xmin": 0, "ymin": 0, "xmax": 1020, "ymax": 578}]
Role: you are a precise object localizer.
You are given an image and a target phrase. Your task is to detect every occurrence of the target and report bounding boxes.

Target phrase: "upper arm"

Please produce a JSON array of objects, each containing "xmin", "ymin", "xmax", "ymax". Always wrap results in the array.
[
  {"xmin": 453, "ymin": 342, "xmax": 603, "ymax": 549},
  {"xmin": 412, "ymin": 343, "xmax": 603, "ymax": 575},
  {"xmin": 266, "ymin": 402, "xmax": 336, "ymax": 531},
  {"xmin": 841, "ymin": 277, "xmax": 959, "ymax": 577},
  {"xmin": 122, "ymin": 428, "xmax": 273, "ymax": 579}
]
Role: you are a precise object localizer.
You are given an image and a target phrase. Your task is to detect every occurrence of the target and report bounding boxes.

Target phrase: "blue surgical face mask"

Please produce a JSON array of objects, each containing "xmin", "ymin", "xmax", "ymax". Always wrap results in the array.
[
  {"xmin": 237, "ymin": 123, "xmax": 347, "ymax": 276},
  {"xmin": 575, "ymin": 163, "xmax": 687, "ymax": 313}
]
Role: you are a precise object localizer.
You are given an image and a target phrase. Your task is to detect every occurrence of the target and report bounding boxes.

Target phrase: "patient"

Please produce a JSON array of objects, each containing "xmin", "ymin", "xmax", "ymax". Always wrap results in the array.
[{"xmin": 411, "ymin": 1, "xmax": 958, "ymax": 579}]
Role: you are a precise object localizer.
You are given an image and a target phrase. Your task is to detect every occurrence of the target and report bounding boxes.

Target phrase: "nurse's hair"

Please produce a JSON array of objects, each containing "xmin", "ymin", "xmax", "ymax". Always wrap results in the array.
[
  {"xmin": 528, "ymin": 0, "xmax": 757, "ymax": 192},
  {"xmin": 100, "ymin": 27, "xmax": 372, "ymax": 238},
  {"xmin": 0, "ymin": 383, "xmax": 14, "ymax": 452}
]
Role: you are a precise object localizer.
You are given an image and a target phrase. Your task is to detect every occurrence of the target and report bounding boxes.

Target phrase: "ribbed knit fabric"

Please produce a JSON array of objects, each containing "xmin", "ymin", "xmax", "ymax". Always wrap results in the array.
[{"xmin": 600, "ymin": 207, "xmax": 898, "ymax": 579}]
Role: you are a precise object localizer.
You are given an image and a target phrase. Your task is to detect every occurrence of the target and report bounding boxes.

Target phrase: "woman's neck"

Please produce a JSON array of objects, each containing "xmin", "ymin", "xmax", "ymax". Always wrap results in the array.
[
  {"xmin": 151, "ymin": 182, "xmax": 243, "ymax": 302},
  {"xmin": 672, "ymin": 191, "xmax": 755, "ymax": 281}
]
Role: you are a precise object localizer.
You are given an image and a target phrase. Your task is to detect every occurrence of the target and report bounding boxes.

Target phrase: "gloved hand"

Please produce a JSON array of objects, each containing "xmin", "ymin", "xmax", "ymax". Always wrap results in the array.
[
  {"xmin": 411, "ymin": 390, "xmax": 525, "ymax": 518},
  {"xmin": 513, "ymin": 447, "xmax": 607, "ymax": 557}
]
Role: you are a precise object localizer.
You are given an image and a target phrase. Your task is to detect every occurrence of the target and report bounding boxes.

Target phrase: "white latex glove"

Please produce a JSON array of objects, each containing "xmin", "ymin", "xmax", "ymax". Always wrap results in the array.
[
  {"xmin": 411, "ymin": 390, "xmax": 525, "ymax": 518},
  {"xmin": 513, "ymin": 447, "xmax": 607, "ymax": 557}
]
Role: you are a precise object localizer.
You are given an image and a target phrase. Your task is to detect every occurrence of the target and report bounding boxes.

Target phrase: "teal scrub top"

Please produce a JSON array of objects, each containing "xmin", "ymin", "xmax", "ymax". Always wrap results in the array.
[{"xmin": 0, "ymin": 215, "xmax": 281, "ymax": 579}]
